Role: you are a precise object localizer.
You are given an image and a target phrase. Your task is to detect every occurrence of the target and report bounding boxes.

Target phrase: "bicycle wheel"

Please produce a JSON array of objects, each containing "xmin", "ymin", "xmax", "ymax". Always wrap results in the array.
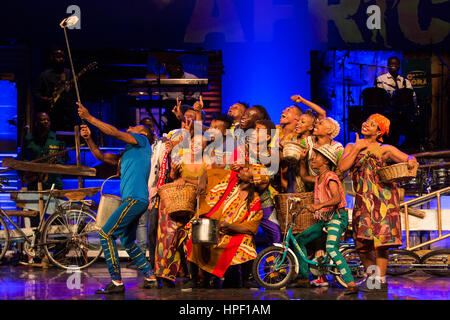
[
  {"xmin": 334, "ymin": 247, "xmax": 367, "ymax": 288},
  {"xmin": 252, "ymin": 246, "xmax": 296, "ymax": 290},
  {"xmin": 0, "ymin": 216, "xmax": 10, "ymax": 261},
  {"xmin": 387, "ymin": 249, "xmax": 420, "ymax": 276},
  {"xmin": 41, "ymin": 206, "xmax": 103, "ymax": 269},
  {"xmin": 420, "ymin": 249, "xmax": 450, "ymax": 277}
]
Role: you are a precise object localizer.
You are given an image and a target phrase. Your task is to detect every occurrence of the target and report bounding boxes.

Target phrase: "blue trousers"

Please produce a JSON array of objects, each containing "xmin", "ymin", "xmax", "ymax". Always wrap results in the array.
[{"xmin": 99, "ymin": 198, "xmax": 153, "ymax": 281}]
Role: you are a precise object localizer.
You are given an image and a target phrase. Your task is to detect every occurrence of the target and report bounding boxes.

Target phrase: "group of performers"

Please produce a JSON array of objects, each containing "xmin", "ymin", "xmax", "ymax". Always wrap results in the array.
[{"xmin": 23, "ymin": 51, "xmax": 419, "ymax": 296}]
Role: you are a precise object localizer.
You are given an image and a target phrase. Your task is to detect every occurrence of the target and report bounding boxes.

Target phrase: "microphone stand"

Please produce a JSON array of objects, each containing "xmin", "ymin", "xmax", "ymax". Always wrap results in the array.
[
  {"xmin": 60, "ymin": 17, "xmax": 84, "ymax": 189},
  {"xmin": 340, "ymin": 50, "xmax": 349, "ymax": 145},
  {"xmin": 60, "ymin": 18, "xmax": 84, "ymax": 125}
]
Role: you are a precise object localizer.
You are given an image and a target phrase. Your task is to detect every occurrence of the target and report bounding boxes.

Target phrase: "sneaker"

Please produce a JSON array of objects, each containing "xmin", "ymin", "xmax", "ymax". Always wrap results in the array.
[
  {"xmin": 310, "ymin": 276, "xmax": 329, "ymax": 287},
  {"xmin": 181, "ymin": 279, "xmax": 197, "ymax": 292},
  {"xmin": 140, "ymin": 277, "xmax": 158, "ymax": 289},
  {"xmin": 94, "ymin": 281, "xmax": 125, "ymax": 294}
]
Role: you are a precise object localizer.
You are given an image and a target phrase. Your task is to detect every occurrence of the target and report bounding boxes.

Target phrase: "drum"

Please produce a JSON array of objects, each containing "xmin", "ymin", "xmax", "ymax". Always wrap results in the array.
[
  {"xmin": 362, "ymin": 87, "xmax": 390, "ymax": 108},
  {"xmin": 391, "ymin": 88, "xmax": 414, "ymax": 108},
  {"xmin": 400, "ymin": 167, "xmax": 423, "ymax": 192},
  {"xmin": 432, "ymin": 167, "xmax": 449, "ymax": 189}
]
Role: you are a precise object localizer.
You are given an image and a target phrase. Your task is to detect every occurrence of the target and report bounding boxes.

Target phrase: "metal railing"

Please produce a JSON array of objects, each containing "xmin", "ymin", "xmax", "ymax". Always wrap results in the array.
[{"xmin": 401, "ymin": 186, "xmax": 450, "ymax": 250}]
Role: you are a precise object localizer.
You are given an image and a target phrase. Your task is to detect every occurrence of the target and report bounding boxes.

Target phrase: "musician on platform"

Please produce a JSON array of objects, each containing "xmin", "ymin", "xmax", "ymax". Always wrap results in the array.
[
  {"xmin": 161, "ymin": 59, "xmax": 201, "ymax": 133},
  {"xmin": 35, "ymin": 47, "xmax": 77, "ymax": 132},
  {"xmin": 77, "ymin": 102, "xmax": 157, "ymax": 294},
  {"xmin": 375, "ymin": 56, "xmax": 417, "ymax": 104},
  {"xmin": 375, "ymin": 56, "xmax": 418, "ymax": 147}
]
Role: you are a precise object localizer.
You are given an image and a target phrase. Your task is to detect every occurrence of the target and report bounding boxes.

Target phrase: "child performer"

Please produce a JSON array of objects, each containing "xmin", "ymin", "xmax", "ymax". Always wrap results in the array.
[{"xmin": 296, "ymin": 144, "xmax": 362, "ymax": 294}]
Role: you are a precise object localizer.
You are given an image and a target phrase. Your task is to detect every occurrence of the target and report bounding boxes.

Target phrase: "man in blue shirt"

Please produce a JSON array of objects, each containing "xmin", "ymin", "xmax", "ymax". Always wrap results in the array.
[{"xmin": 78, "ymin": 102, "xmax": 156, "ymax": 294}]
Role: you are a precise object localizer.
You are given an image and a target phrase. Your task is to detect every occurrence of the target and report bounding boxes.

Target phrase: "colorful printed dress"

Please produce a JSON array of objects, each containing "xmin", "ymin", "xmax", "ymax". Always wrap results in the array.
[
  {"xmin": 153, "ymin": 153, "xmax": 206, "ymax": 282},
  {"xmin": 187, "ymin": 169, "xmax": 263, "ymax": 278},
  {"xmin": 350, "ymin": 144, "xmax": 402, "ymax": 249}
]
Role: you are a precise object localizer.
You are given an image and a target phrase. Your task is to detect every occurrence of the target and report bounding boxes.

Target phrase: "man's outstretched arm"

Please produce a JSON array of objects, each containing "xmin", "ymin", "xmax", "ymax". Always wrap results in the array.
[{"xmin": 77, "ymin": 102, "xmax": 138, "ymax": 145}]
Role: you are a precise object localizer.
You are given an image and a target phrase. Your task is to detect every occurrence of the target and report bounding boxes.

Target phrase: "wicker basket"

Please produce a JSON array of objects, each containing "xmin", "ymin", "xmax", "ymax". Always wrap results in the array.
[
  {"xmin": 275, "ymin": 192, "xmax": 316, "ymax": 234},
  {"xmin": 282, "ymin": 141, "xmax": 307, "ymax": 162},
  {"xmin": 157, "ymin": 182, "xmax": 197, "ymax": 217},
  {"xmin": 378, "ymin": 162, "xmax": 419, "ymax": 183}
]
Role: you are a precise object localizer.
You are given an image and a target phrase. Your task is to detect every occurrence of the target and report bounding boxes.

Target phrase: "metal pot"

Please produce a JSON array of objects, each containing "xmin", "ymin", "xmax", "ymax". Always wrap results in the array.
[{"xmin": 191, "ymin": 218, "xmax": 219, "ymax": 245}]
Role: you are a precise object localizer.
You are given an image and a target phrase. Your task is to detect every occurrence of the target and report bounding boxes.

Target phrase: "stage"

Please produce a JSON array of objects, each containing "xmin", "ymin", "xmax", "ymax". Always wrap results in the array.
[{"xmin": 0, "ymin": 262, "xmax": 448, "ymax": 301}]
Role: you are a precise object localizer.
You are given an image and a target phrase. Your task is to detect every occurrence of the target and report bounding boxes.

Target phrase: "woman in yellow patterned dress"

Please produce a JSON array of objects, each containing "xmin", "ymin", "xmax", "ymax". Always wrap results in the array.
[{"xmin": 184, "ymin": 167, "xmax": 263, "ymax": 289}]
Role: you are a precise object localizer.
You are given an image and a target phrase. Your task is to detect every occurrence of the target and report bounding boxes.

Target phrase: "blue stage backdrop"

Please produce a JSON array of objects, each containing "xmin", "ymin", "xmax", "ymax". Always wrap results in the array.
[
  {"xmin": 313, "ymin": 50, "xmax": 401, "ymax": 145},
  {"xmin": 0, "ymin": 0, "xmax": 448, "ymax": 143},
  {"xmin": 0, "ymin": 80, "xmax": 17, "ymax": 153}
]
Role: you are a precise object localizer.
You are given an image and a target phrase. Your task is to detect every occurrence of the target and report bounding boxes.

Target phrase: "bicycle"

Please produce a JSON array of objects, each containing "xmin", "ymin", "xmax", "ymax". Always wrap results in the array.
[
  {"xmin": 0, "ymin": 184, "xmax": 103, "ymax": 269},
  {"xmin": 252, "ymin": 206, "xmax": 367, "ymax": 290}
]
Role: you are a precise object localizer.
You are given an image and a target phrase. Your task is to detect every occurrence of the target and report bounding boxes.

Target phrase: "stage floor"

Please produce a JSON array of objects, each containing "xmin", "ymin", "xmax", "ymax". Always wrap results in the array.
[{"xmin": 0, "ymin": 262, "xmax": 448, "ymax": 301}]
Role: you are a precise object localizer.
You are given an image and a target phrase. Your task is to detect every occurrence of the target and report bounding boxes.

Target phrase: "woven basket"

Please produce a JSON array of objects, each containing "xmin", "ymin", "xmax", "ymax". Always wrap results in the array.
[
  {"xmin": 275, "ymin": 192, "xmax": 316, "ymax": 234},
  {"xmin": 378, "ymin": 162, "xmax": 419, "ymax": 183},
  {"xmin": 157, "ymin": 182, "xmax": 197, "ymax": 217},
  {"xmin": 282, "ymin": 141, "xmax": 307, "ymax": 162}
]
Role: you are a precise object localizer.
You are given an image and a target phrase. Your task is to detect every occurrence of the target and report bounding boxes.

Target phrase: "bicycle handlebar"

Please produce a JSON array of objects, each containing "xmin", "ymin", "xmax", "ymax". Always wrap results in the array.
[{"xmin": 291, "ymin": 206, "xmax": 309, "ymax": 220}]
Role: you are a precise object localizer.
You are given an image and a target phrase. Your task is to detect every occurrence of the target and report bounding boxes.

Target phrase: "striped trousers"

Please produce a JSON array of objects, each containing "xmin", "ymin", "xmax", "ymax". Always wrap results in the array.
[
  {"xmin": 99, "ymin": 198, "xmax": 153, "ymax": 281},
  {"xmin": 294, "ymin": 210, "xmax": 354, "ymax": 284}
]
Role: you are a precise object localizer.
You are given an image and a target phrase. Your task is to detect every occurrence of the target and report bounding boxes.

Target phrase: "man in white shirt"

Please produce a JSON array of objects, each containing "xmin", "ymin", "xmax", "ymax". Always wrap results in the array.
[
  {"xmin": 161, "ymin": 59, "xmax": 200, "ymax": 101},
  {"xmin": 160, "ymin": 59, "xmax": 201, "ymax": 133},
  {"xmin": 375, "ymin": 56, "xmax": 418, "ymax": 147},
  {"xmin": 375, "ymin": 56, "xmax": 417, "ymax": 105}
]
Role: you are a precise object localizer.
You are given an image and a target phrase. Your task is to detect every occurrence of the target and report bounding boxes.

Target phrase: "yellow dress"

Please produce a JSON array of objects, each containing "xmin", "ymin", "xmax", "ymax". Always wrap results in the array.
[{"xmin": 180, "ymin": 162, "xmax": 207, "ymax": 180}]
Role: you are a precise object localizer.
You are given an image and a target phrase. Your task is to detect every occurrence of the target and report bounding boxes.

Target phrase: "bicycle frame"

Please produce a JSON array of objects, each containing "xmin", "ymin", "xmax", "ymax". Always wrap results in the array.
[
  {"xmin": 273, "ymin": 208, "xmax": 338, "ymax": 273},
  {"xmin": 0, "ymin": 184, "xmax": 56, "ymax": 245}
]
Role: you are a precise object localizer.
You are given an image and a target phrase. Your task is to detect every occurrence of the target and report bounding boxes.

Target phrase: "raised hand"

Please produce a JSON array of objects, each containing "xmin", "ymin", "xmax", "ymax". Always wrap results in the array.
[
  {"xmin": 172, "ymin": 97, "xmax": 183, "ymax": 120},
  {"xmin": 80, "ymin": 124, "xmax": 91, "ymax": 140},
  {"xmin": 291, "ymin": 94, "xmax": 304, "ymax": 103},
  {"xmin": 193, "ymin": 95, "xmax": 204, "ymax": 112},
  {"xmin": 184, "ymin": 118, "xmax": 193, "ymax": 131},
  {"xmin": 77, "ymin": 102, "xmax": 91, "ymax": 120}
]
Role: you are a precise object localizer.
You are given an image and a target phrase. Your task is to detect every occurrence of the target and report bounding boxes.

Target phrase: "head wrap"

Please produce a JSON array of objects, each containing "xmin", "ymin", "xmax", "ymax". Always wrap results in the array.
[{"xmin": 368, "ymin": 113, "xmax": 390, "ymax": 142}]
